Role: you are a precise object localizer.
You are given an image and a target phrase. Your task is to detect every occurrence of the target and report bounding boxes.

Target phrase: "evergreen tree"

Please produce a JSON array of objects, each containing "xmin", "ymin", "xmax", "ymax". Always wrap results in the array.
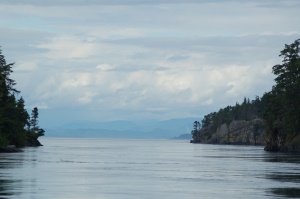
[
  {"xmin": 0, "ymin": 48, "xmax": 20, "ymax": 146},
  {"xmin": 0, "ymin": 48, "xmax": 19, "ymax": 96},
  {"xmin": 29, "ymin": 107, "xmax": 45, "ymax": 138},
  {"xmin": 0, "ymin": 47, "xmax": 44, "ymax": 149},
  {"xmin": 192, "ymin": 96, "xmax": 267, "ymax": 144},
  {"xmin": 264, "ymin": 39, "xmax": 300, "ymax": 151}
]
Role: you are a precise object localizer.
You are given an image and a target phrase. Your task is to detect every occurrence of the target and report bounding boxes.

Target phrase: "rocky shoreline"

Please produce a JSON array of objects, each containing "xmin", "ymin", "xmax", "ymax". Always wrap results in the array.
[
  {"xmin": 191, "ymin": 119, "xmax": 300, "ymax": 153},
  {"xmin": 0, "ymin": 146, "xmax": 22, "ymax": 153},
  {"xmin": 191, "ymin": 119, "xmax": 265, "ymax": 146},
  {"xmin": 0, "ymin": 140, "xmax": 43, "ymax": 153}
]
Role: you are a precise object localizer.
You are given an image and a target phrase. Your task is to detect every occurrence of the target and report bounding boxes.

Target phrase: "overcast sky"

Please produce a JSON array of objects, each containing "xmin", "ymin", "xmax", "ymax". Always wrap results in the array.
[{"xmin": 1, "ymin": 0, "xmax": 299, "ymax": 127}]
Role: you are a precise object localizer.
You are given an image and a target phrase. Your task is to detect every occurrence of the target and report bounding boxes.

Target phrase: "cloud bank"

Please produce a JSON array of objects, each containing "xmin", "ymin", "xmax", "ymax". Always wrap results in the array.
[{"xmin": 0, "ymin": 0, "xmax": 299, "ymax": 127}]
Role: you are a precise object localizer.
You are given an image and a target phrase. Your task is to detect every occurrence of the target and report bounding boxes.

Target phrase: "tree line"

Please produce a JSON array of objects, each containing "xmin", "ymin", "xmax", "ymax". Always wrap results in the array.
[
  {"xmin": 192, "ymin": 38, "xmax": 300, "ymax": 152},
  {"xmin": 0, "ymin": 47, "xmax": 44, "ymax": 150},
  {"xmin": 192, "ymin": 96, "xmax": 266, "ymax": 142}
]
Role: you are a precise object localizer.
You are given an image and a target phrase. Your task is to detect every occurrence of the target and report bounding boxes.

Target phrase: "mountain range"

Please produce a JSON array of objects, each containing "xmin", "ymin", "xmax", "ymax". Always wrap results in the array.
[{"xmin": 44, "ymin": 118, "xmax": 199, "ymax": 139}]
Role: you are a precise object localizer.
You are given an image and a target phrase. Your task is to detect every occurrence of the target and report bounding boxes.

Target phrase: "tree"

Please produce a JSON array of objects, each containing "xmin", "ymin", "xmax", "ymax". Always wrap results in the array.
[
  {"xmin": 191, "ymin": 121, "xmax": 201, "ymax": 142},
  {"xmin": 0, "ymin": 48, "xmax": 19, "ymax": 96},
  {"xmin": 29, "ymin": 107, "xmax": 45, "ymax": 138},
  {"xmin": 264, "ymin": 38, "xmax": 300, "ymax": 151},
  {"xmin": 0, "ymin": 47, "xmax": 44, "ymax": 149},
  {"xmin": 30, "ymin": 107, "xmax": 39, "ymax": 131},
  {"xmin": 17, "ymin": 97, "xmax": 30, "ymax": 128},
  {"xmin": 0, "ymin": 48, "xmax": 23, "ymax": 146},
  {"xmin": 272, "ymin": 39, "xmax": 300, "ymax": 94}
]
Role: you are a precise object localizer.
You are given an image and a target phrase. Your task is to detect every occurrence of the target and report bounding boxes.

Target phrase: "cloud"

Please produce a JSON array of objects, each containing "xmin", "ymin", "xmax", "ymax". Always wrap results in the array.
[
  {"xmin": 3, "ymin": 0, "xmax": 300, "ymax": 7},
  {"xmin": 10, "ymin": 33, "xmax": 297, "ymax": 122},
  {"xmin": 0, "ymin": 27, "xmax": 52, "ymax": 61},
  {"xmin": 167, "ymin": 55, "xmax": 189, "ymax": 62},
  {"xmin": 1, "ymin": 0, "xmax": 300, "ymax": 125},
  {"xmin": 109, "ymin": 64, "xmax": 169, "ymax": 72},
  {"xmin": 14, "ymin": 60, "xmax": 38, "ymax": 72},
  {"xmin": 31, "ymin": 102, "xmax": 49, "ymax": 110},
  {"xmin": 0, "ymin": 0, "xmax": 251, "ymax": 6},
  {"xmin": 77, "ymin": 91, "xmax": 97, "ymax": 104},
  {"xmin": 96, "ymin": 64, "xmax": 114, "ymax": 71},
  {"xmin": 35, "ymin": 35, "xmax": 98, "ymax": 59}
]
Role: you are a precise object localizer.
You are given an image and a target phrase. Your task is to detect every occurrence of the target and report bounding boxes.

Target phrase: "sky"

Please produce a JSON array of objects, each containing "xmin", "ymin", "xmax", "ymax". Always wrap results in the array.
[{"xmin": 0, "ymin": 0, "xmax": 299, "ymax": 128}]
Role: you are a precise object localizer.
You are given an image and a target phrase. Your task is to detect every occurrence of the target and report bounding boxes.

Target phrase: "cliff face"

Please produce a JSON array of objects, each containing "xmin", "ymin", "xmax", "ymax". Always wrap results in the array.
[
  {"xmin": 200, "ymin": 119, "xmax": 265, "ymax": 145},
  {"xmin": 264, "ymin": 130, "xmax": 300, "ymax": 152}
]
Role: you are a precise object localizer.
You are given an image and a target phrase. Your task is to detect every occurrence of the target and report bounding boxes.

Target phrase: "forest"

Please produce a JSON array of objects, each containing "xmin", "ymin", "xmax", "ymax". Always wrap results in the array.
[
  {"xmin": 0, "ymin": 48, "xmax": 44, "ymax": 152},
  {"xmin": 192, "ymin": 38, "xmax": 300, "ymax": 152}
]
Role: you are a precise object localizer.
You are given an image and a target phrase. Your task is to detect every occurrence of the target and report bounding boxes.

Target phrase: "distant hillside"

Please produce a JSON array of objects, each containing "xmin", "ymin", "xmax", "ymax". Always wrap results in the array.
[
  {"xmin": 45, "ymin": 117, "xmax": 200, "ymax": 139},
  {"xmin": 173, "ymin": 134, "xmax": 192, "ymax": 140}
]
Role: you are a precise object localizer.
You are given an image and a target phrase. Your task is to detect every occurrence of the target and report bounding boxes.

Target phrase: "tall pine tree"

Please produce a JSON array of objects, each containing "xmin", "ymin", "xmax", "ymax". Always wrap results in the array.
[{"xmin": 265, "ymin": 39, "xmax": 300, "ymax": 151}]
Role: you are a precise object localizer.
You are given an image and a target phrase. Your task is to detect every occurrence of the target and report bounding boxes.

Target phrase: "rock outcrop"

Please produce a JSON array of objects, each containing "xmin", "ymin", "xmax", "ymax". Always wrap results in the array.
[
  {"xmin": 265, "ymin": 132, "xmax": 300, "ymax": 152},
  {"xmin": 25, "ymin": 139, "xmax": 43, "ymax": 147},
  {"xmin": 197, "ymin": 119, "xmax": 265, "ymax": 145},
  {"xmin": 0, "ymin": 146, "xmax": 22, "ymax": 153}
]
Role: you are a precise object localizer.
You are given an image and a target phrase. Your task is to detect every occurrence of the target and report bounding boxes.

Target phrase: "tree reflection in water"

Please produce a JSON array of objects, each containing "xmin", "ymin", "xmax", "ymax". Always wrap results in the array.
[
  {"xmin": 269, "ymin": 188, "xmax": 300, "ymax": 198},
  {"xmin": 0, "ymin": 179, "xmax": 16, "ymax": 198},
  {"xmin": 264, "ymin": 152, "xmax": 300, "ymax": 198}
]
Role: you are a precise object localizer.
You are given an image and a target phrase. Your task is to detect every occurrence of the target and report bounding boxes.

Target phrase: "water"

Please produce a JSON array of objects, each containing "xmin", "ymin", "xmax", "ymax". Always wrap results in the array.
[{"xmin": 0, "ymin": 138, "xmax": 300, "ymax": 199}]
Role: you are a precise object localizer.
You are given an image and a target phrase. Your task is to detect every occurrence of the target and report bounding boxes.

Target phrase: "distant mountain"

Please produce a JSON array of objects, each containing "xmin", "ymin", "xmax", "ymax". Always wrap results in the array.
[
  {"xmin": 172, "ymin": 133, "xmax": 192, "ymax": 140},
  {"xmin": 59, "ymin": 120, "xmax": 140, "ymax": 131},
  {"xmin": 45, "ymin": 117, "xmax": 200, "ymax": 139}
]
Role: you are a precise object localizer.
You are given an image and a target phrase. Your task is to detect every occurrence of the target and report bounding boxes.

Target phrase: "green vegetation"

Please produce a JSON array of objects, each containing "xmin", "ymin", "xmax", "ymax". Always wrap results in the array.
[
  {"xmin": 192, "ymin": 38, "xmax": 300, "ymax": 152},
  {"xmin": 0, "ymin": 47, "xmax": 44, "ymax": 151},
  {"xmin": 191, "ymin": 96, "xmax": 266, "ymax": 144},
  {"xmin": 264, "ymin": 38, "xmax": 300, "ymax": 151}
]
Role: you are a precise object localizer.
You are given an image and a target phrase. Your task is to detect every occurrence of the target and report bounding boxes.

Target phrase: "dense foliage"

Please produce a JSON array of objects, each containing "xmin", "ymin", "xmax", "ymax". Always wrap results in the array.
[
  {"xmin": 192, "ymin": 96, "xmax": 266, "ymax": 142},
  {"xmin": 192, "ymin": 38, "xmax": 300, "ymax": 151},
  {"xmin": 264, "ymin": 39, "xmax": 300, "ymax": 151},
  {"xmin": 0, "ymin": 47, "xmax": 44, "ymax": 149}
]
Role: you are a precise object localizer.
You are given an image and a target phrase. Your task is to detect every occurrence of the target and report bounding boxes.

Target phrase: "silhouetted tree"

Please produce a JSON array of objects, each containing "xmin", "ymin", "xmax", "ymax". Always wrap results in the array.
[
  {"xmin": 264, "ymin": 38, "xmax": 300, "ymax": 151},
  {"xmin": 191, "ymin": 121, "xmax": 201, "ymax": 142},
  {"xmin": 29, "ymin": 107, "xmax": 45, "ymax": 139},
  {"xmin": 0, "ymin": 47, "xmax": 44, "ymax": 149}
]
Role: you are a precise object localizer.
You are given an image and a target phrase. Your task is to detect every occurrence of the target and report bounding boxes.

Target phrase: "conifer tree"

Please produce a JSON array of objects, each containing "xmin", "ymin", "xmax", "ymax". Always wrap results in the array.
[
  {"xmin": 29, "ymin": 107, "xmax": 45, "ymax": 138},
  {"xmin": 264, "ymin": 39, "xmax": 300, "ymax": 151},
  {"xmin": 0, "ymin": 47, "xmax": 44, "ymax": 149}
]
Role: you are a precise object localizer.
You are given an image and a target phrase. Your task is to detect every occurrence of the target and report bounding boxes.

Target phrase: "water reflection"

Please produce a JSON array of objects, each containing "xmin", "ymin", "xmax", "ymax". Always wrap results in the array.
[
  {"xmin": 264, "ymin": 152, "xmax": 300, "ymax": 163},
  {"xmin": 1, "ymin": 139, "xmax": 300, "ymax": 199},
  {"xmin": 0, "ymin": 179, "xmax": 22, "ymax": 199},
  {"xmin": 266, "ymin": 173, "xmax": 300, "ymax": 197},
  {"xmin": 269, "ymin": 188, "xmax": 300, "ymax": 198},
  {"xmin": 266, "ymin": 173, "xmax": 300, "ymax": 183},
  {"xmin": 0, "ymin": 179, "xmax": 14, "ymax": 198},
  {"xmin": 0, "ymin": 153, "xmax": 26, "ymax": 198},
  {"xmin": 263, "ymin": 152, "xmax": 300, "ymax": 198}
]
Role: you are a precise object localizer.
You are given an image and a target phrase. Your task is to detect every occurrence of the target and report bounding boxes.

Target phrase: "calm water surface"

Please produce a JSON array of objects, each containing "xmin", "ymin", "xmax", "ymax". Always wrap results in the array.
[{"xmin": 0, "ymin": 138, "xmax": 300, "ymax": 199}]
